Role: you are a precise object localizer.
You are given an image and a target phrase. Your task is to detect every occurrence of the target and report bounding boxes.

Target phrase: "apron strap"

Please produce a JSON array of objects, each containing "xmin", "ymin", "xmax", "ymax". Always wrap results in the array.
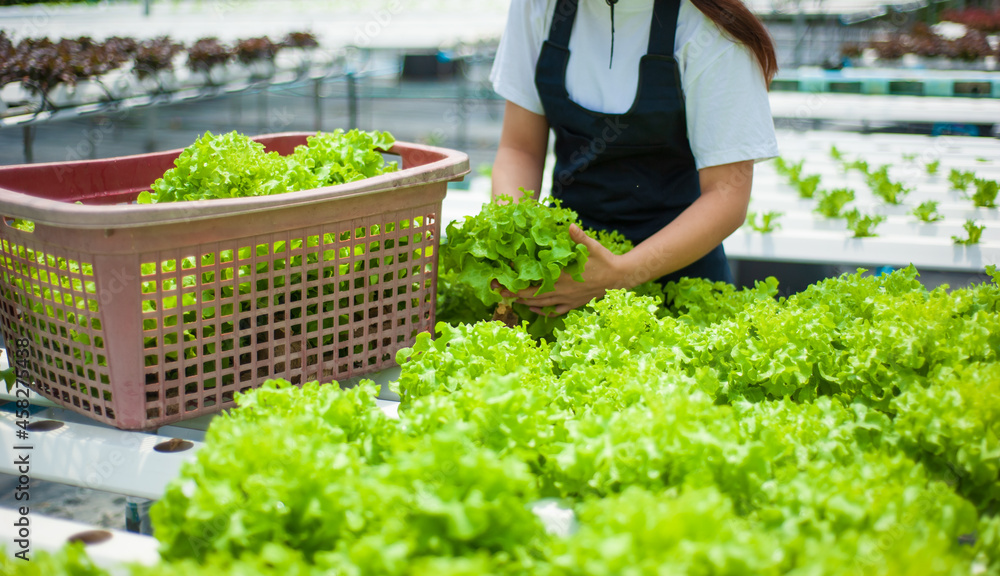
[
  {"xmin": 648, "ymin": 0, "xmax": 679, "ymax": 56},
  {"xmin": 547, "ymin": 0, "xmax": 579, "ymax": 48}
]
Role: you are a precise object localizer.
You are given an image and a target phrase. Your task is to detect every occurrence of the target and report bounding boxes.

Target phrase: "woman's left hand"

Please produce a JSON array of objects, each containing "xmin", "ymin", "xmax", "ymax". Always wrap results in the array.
[{"xmin": 509, "ymin": 224, "xmax": 627, "ymax": 316}]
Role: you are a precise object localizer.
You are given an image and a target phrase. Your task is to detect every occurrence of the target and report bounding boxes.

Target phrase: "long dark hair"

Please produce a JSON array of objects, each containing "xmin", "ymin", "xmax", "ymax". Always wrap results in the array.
[{"xmin": 690, "ymin": 0, "xmax": 778, "ymax": 86}]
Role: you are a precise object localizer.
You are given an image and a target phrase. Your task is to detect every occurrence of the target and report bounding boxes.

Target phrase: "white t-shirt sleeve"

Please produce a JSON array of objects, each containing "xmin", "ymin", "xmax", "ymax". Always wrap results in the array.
[
  {"xmin": 489, "ymin": 0, "xmax": 547, "ymax": 116},
  {"xmin": 676, "ymin": 5, "xmax": 779, "ymax": 170}
]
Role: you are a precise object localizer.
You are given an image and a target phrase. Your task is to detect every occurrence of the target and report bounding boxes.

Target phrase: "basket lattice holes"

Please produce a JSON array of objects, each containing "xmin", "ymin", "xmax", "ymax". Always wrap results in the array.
[
  {"xmin": 1, "ymin": 213, "xmax": 436, "ymax": 424},
  {"xmin": 0, "ymin": 236, "xmax": 113, "ymax": 418},
  {"xmin": 141, "ymin": 214, "xmax": 437, "ymax": 420}
]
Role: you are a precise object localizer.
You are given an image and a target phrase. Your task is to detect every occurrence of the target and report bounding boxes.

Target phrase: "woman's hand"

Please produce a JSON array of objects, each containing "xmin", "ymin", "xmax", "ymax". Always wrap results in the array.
[{"xmin": 507, "ymin": 224, "xmax": 627, "ymax": 316}]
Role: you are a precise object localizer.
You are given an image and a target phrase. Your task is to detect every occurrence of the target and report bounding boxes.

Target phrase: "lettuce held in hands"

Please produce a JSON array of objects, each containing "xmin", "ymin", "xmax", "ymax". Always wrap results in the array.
[
  {"xmin": 438, "ymin": 197, "xmax": 667, "ymax": 339},
  {"xmin": 442, "ymin": 193, "xmax": 588, "ymax": 306}
]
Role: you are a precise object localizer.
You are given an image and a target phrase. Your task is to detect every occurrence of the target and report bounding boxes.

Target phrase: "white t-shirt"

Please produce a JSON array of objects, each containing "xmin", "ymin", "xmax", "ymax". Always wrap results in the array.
[{"xmin": 490, "ymin": 0, "xmax": 779, "ymax": 170}]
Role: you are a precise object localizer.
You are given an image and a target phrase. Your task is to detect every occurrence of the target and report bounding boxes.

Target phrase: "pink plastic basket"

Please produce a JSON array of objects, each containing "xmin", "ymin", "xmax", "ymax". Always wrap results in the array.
[{"xmin": 0, "ymin": 133, "xmax": 468, "ymax": 430}]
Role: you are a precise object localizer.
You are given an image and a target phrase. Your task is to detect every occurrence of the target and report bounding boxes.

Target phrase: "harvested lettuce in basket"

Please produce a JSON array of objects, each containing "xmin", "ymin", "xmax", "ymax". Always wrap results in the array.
[
  {"xmin": 288, "ymin": 129, "xmax": 398, "ymax": 187},
  {"xmin": 139, "ymin": 129, "xmax": 397, "ymax": 204}
]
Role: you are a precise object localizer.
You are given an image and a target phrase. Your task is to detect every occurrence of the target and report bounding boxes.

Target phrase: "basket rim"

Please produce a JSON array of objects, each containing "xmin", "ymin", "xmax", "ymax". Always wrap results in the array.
[{"xmin": 0, "ymin": 132, "xmax": 469, "ymax": 230}]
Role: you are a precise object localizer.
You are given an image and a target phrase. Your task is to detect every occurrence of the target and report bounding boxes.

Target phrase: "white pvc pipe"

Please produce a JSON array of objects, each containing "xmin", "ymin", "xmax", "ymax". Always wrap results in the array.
[{"xmin": 0, "ymin": 508, "xmax": 159, "ymax": 570}]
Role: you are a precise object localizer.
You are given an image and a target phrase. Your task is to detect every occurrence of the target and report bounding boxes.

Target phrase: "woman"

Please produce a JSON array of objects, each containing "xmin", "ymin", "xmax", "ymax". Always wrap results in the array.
[{"xmin": 489, "ymin": 0, "xmax": 779, "ymax": 315}]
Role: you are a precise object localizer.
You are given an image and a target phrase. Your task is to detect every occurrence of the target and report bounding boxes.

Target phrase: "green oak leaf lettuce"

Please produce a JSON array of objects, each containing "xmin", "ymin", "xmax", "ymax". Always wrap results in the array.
[
  {"xmin": 437, "ymin": 209, "xmax": 665, "ymax": 340},
  {"xmin": 151, "ymin": 379, "xmax": 548, "ymax": 572},
  {"xmin": 13, "ymin": 263, "xmax": 1000, "ymax": 576},
  {"xmin": 892, "ymin": 361, "xmax": 1000, "ymax": 512},
  {"xmin": 288, "ymin": 129, "xmax": 397, "ymax": 187},
  {"xmin": 394, "ymin": 320, "xmax": 554, "ymax": 406},
  {"xmin": 442, "ymin": 194, "xmax": 587, "ymax": 305},
  {"xmin": 143, "ymin": 129, "xmax": 396, "ymax": 204},
  {"xmin": 148, "ymin": 131, "xmax": 296, "ymax": 202}
]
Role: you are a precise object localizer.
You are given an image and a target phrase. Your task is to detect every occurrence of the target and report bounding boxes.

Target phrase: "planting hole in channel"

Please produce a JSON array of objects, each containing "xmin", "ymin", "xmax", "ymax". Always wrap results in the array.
[
  {"xmin": 154, "ymin": 438, "xmax": 195, "ymax": 453},
  {"xmin": 26, "ymin": 419, "xmax": 65, "ymax": 432},
  {"xmin": 67, "ymin": 530, "xmax": 113, "ymax": 545}
]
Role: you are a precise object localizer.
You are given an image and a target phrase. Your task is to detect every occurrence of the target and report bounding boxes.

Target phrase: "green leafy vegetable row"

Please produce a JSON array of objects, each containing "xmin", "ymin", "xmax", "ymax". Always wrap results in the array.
[
  {"xmin": 10, "ymin": 264, "xmax": 999, "ymax": 575},
  {"xmin": 950, "ymin": 169, "xmax": 999, "ymax": 209},
  {"xmin": 745, "ymin": 210, "xmax": 783, "ymax": 233},
  {"xmin": 769, "ymin": 151, "xmax": 997, "ymax": 242}
]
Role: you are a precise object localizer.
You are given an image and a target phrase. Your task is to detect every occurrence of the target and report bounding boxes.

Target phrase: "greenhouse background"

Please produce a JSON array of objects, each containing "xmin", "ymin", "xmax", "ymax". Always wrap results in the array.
[{"xmin": 0, "ymin": 0, "xmax": 999, "ymax": 574}]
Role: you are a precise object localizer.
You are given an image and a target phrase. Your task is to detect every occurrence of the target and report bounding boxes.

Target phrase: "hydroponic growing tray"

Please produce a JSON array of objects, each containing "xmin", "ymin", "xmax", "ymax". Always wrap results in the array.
[{"xmin": 0, "ymin": 133, "xmax": 469, "ymax": 430}]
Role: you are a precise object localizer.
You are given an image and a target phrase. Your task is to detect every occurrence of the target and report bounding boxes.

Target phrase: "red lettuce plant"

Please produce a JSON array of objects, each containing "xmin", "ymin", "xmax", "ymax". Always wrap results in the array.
[
  {"xmin": 133, "ymin": 36, "xmax": 184, "ymax": 79},
  {"xmin": 234, "ymin": 36, "xmax": 280, "ymax": 64},
  {"xmin": 282, "ymin": 31, "xmax": 319, "ymax": 49},
  {"xmin": 186, "ymin": 38, "xmax": 233, "ymax": 73}
]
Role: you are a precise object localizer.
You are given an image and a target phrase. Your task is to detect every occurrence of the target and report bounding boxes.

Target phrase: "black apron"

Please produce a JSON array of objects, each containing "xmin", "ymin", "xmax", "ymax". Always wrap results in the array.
[{"xmin": 534, "ymin": 0, "xmax": 733, "ymax": 284}]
